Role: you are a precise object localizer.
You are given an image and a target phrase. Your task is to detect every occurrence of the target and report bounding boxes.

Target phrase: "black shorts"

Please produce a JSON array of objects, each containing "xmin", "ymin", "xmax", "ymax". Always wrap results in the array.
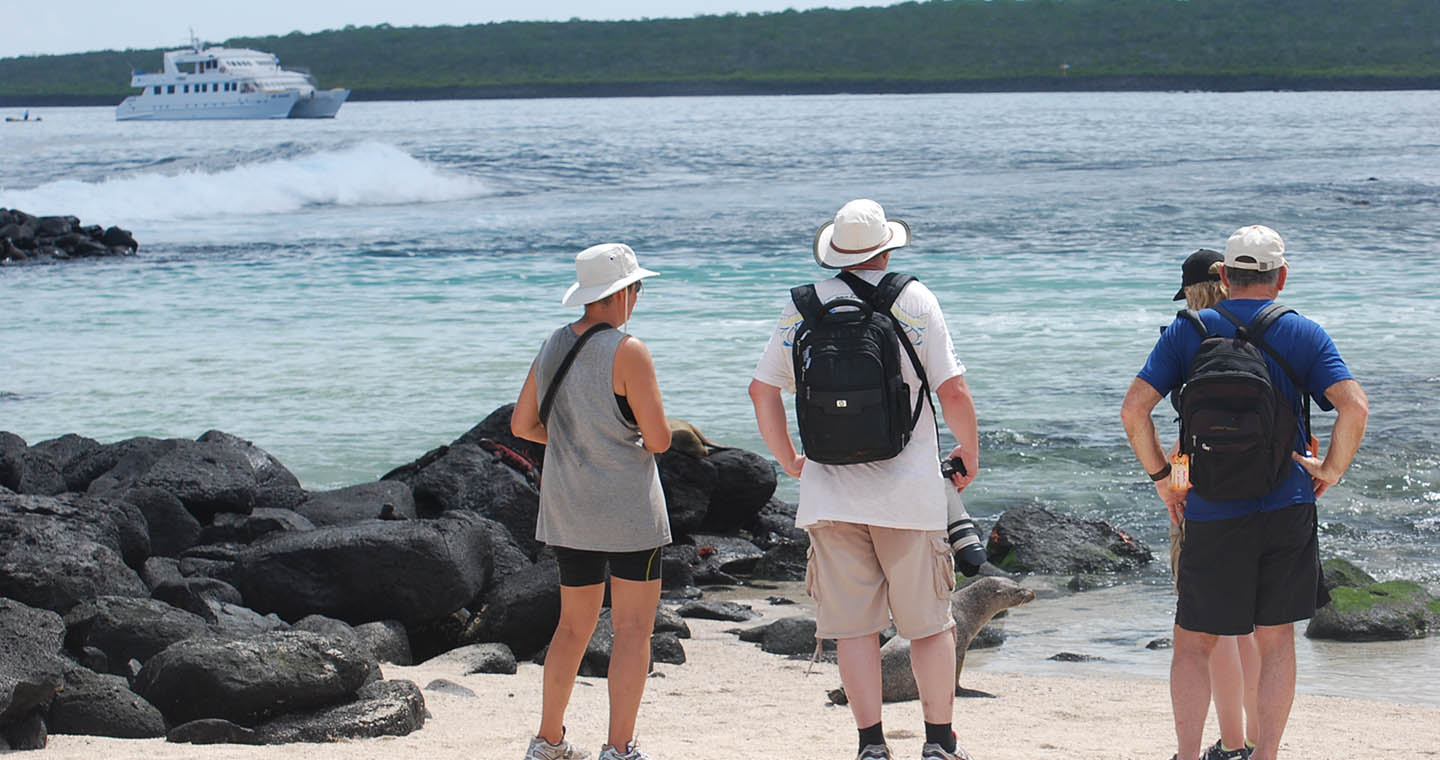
[
  {"xmin": 1176, "ymin": 502, "xmax": 1321, "ymax": 636},
  {"xmin": 552, "ymin": 546, "xmax": 664, "ymax": 587}
]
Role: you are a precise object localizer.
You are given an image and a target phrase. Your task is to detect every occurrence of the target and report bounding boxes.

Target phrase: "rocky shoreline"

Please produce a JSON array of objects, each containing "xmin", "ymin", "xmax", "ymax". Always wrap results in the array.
[
  {"xmin": 0, "ymin": 208, "xmax": 137, "ymax": 265},
  {"xmin": 2, "ymin": 405, "xmax": 1433, "ymax": 750}
]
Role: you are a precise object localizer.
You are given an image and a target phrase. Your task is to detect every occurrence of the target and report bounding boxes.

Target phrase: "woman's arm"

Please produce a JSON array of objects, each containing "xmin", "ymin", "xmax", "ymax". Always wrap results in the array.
[
  {"xmin": 615, "ymin": 336, "xmax": 671, "ymax": 453},
  {"xmin": 510, "ymin": 361, "xmax": 547, "ymax": 444}
]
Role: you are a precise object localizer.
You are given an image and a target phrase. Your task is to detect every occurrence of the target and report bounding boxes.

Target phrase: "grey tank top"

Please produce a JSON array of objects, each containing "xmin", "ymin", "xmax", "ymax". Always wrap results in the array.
[{"xmin": 532, "ymin": 324, "xmax": 670, "ymax": 551}]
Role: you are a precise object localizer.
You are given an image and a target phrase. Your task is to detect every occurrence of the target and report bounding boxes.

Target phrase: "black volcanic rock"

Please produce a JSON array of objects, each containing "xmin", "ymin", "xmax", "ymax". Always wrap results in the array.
[
  {"xmin": 383, "ymin": 443, "xmax": 541, "ymax": 556},
  {"xmin": 88, "ymin": 438, "xmax": 268, "ymax": 521},
  {"xmin": 986, "ymin": 506, "xmax": 1152, "ymax": 574},
  {"xmin": 0, "ymin": 598, "xmax": 68, "ymax": 726},
  {"xmin": 251, "ymin": 678, "xmax": 425, "ymax": 744},
  {"xmin": 0, "ymin": 493, "xmax": 149, "ymax": 613},
  {"xmin": 230, "ymin": 514, "xmax": 491, "ymax": 625},
  {"xmin": 701, "ymin": 447, "xmax": 777, "ymax": 533},
  {"xmin": 62, "ymin": 596, "xmax": 211, "ymax": 674},
  {"xmin": 46, "ymin": 667, "xmax": 166, "ymax": 739},
  {"xmin": 297, "ymin": 480, "xmax": 416, "ymax": 526},
  {"xmin": 654, "ymin": 450, "xmax": 716, "ymax": 537},
  {"xmin": 0, "ymin": 208, "xmax": 137, "ymax": 265},
  {"xmin": 133, "ymin": 631, "xmax": 374, "ymax": 727}
]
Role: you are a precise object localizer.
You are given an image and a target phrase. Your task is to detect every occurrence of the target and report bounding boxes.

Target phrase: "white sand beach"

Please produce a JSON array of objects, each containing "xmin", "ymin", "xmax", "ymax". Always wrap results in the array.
[{"xmin": 45, "ymin": 602, "xmax": 1439, "ymax": 760}]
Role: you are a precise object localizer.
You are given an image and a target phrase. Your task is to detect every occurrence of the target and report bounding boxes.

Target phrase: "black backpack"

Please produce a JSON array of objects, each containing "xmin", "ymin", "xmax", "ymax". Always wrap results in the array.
[
  {"xmin": 1177, "ymin": 303, "xmax": 1311, "ymax": 501},
  {"xmin": 789, "ymin": 271, "xmax": 930, "ymax": 465}
]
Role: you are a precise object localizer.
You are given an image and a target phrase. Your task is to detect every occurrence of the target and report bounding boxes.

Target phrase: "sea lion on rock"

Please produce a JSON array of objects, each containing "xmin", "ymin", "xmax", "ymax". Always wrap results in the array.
[
  {"xmin": 828, "ymin": 576, "xmax": 1036, "ymax": 704},
  {"xmin": 666, "ymin": 418, "xmax": 717, "ymax": 458}
]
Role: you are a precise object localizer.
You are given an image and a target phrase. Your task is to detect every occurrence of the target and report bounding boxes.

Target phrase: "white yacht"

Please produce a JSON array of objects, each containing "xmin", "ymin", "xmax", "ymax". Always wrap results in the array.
[{"xmin": 116, "ymin": 39, "xmax": 349, "ymax": 121}]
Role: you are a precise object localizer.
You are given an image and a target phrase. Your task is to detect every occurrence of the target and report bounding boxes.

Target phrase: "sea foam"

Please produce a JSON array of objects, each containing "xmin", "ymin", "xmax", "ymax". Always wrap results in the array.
[{"xmin": 0, "ymin": 142, "xmax": 488, "ymax": 223}]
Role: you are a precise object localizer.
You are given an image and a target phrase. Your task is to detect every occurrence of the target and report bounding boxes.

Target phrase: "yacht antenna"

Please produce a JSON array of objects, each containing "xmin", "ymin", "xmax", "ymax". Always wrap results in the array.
[{"xmin": 189, "ymin": 28, "xmax": 201, "ymax": 52}]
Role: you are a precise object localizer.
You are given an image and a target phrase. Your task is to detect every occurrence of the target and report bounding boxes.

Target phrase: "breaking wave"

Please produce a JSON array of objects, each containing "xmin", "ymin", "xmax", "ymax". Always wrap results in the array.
[{"xmin": 0, "ymin": 142, "xmax": 489, "ymax": 223}]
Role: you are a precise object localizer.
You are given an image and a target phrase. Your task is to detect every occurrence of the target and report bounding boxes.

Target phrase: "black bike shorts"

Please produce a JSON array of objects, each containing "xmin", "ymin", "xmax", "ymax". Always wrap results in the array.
[
  {"xmin": 1176, "ymin": 502, "xmax": 1321, "ymax": 636},
  {"xmin": 553, "ymin": 545, "xmax": 664, "ymax": 587}
]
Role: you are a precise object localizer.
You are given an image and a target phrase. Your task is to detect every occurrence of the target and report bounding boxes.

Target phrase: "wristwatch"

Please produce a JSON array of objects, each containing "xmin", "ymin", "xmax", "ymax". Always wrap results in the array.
[{"xmin": 1149, "ymin": 463, "xmax": 1172, "ymax": 482}]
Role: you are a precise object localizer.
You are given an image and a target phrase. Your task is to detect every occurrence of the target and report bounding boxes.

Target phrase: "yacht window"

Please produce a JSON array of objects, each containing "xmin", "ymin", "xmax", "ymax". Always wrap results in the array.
[
  {"xmin": 167, "ymin": 85, "xmax": 175, "ymax": 94},
  {"xmin": 153, "ymin": 86, "xmax": 161, "ymax": 95}
]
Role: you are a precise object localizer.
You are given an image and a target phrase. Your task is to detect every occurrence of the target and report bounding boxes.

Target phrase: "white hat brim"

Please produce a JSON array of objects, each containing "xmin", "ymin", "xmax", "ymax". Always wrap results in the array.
[
  {"xmin": 813, "ymin": 219, "xmax": 911, "ymax": 269},
  {"xmin": 561, "ymin": 267, "xmax": 659, "ymax": 307}
]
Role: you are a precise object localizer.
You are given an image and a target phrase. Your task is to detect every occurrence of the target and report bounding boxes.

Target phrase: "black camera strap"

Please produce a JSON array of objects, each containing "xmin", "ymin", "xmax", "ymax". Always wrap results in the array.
[{"xmin": 538, "ymin": 323, "xmax": 611, "ymax": 427}]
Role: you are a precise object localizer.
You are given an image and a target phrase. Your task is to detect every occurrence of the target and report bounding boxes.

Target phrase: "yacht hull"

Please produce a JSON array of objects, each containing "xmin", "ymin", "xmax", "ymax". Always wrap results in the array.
[
  {"xmin": 288, "ymin": 89, "xmax": 349, "ymax": 119},
  {"xmin": 116, "ymin": 91, "xmax": 300, "ymax": 121}
]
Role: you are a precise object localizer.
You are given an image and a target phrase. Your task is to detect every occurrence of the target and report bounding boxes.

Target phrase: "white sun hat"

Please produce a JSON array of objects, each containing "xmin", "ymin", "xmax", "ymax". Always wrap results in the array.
[
  {"xmin": 561, "ymin": 243, "xmax": 659, "ymax": 307},
  {"xmin": 813, "ymin": 199, "xmax": 911, "ymax": 269},
  {"xmin": 1224, "ymin": 225, "xmax": 1288, "ymax": 272}
]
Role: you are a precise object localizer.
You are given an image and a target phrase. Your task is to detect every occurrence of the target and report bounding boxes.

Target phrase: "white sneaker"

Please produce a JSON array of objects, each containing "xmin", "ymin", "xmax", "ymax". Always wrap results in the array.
[
  {"xmin": 525, "ymin": 733, "xmax": 590, "ymax": 760},
  {"xmin": 598, "ymin": 740, "xmax": 653, "ymax": 760},
  {"xmin": 857, "ymin": 744, "xmax": 891, "ymax": 760}
]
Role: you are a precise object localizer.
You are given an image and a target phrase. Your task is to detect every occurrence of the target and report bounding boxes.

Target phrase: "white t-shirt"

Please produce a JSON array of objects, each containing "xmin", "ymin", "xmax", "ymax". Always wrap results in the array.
[{"xmin": 752, "ymin": 269, "xmax": 965, "ymax": 530}]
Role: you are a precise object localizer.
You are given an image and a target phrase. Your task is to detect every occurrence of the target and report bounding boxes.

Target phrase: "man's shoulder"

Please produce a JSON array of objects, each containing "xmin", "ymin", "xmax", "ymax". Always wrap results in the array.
[
  {"xmin": 1259, "ymin": 304, "xmax": 1334, "ymax": 348},
  {"xmin": 889, "ymin": 273, "xmax": 942, "ymax": 311}
]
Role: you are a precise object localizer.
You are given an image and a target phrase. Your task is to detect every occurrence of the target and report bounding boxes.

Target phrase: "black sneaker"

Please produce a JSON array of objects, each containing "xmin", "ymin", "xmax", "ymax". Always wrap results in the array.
[{"xmin": 1201, "ymin": 740, "xmax": 1252, "ymax": 760}]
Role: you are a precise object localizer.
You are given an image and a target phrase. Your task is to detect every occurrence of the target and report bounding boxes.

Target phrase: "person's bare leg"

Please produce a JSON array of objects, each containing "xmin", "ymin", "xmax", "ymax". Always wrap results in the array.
[
  {"xmin": 909, "ymin": 627, "xmax": 957, "ymax": 725},
  {"xmin": 837, "ymin": 634, "xmax": 883, "ymax": 730},
  {"xmin": 1237, "ymin": 632, "xmax": 1261, "ymax": 745},
  {"xmin": 1249, "ymin": 624, "xmax": 1297, "ymax": 760},
  {"xmin": 538, "ymin": 583, "xmax": 606, "ymax": 744},
  {"xmin": 1209, "ymin": 636, "xmax": 1246, "ymax": 751},
  {"xmin": 1171, "ymin": 625, "xmax": 1219, "ymax": 760},
  {"xmin": 605, "ymin": 576, "xmax": 662, "ymax": 749}
]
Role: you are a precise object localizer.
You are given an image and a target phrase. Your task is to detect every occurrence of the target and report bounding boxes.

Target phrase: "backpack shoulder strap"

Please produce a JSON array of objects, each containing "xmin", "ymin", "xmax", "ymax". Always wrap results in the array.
[
  {"xmin": 872, "ymin": 272, "xmax": 917, "ymax": 312},
  {"xmin": 539, "ymin": 323, "xmax": 611, "ymax": 427},
  {"xmin": 1212, "ymin": 303, "xmax": 1247, "ymax": 336},
  {"xmin": 1247, "ymin": 303, "xmax": 1296, "ymax": 343},
  {"xmin": 837, "ymin": 271, "xmax": 932, "ymax": 429},
  {"xmin": 1217, "ymin": 302, "xmax": 1313, "ymax": 447},
  {"xmin": 1176, "ymin": 309, "xmax": 1210, "ymax": 339},
  {"xmin": 789, "ymin": 283, "xmax": 824, "ymax": 327},
  {"xmin": 1246, "ymin": 303, "xmax": 1311, "ymax": 444}
]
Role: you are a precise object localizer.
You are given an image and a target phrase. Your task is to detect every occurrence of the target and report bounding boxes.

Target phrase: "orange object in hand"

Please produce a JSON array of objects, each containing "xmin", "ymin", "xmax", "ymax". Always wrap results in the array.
[
  {"xmin": 1307, "ymin": 435, "xmax": 1321, "ymax": 458},
  {"xmin": 1170, "ymin": 452, "xmax": 1191, "ymax": 492}
]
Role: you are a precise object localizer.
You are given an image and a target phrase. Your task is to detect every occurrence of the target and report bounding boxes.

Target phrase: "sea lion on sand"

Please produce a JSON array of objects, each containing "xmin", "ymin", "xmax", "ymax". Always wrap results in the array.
[
  {"xmin": 828, "ymin": 576, "xmax": 1036, "ymax": 704},
  {"xmin": 667, "ymin": 418, "xmax": 717, "ymax": 458}
]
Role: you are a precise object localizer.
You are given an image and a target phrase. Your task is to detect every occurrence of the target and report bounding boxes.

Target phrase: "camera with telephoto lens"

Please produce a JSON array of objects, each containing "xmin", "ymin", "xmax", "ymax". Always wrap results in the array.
[{"xmin": 943, "ymin": 457, "xmax": 986, "ymax": 577}]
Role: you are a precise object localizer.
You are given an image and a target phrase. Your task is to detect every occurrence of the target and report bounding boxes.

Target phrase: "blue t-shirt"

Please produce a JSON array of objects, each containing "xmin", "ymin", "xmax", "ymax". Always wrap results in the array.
[{"xmin": 1137, "ymin": 299, "xmax": 1352, "ymax": 521}]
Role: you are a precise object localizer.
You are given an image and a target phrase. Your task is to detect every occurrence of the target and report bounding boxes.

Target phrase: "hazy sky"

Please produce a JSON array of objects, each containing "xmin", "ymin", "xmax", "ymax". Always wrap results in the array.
[{"xmin": 3, "ymin": 1, "xmax": 894, "ymax": 58}]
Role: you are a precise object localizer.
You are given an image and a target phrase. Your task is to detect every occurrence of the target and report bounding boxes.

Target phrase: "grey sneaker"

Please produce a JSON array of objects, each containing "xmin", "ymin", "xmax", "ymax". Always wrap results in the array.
[
  {"xmin": 857, "ymin": 744, "xmax": 891, "ymax": 760},
  {"xmin": 920, "ymin": 737, "xmax": 973, "ymax": 760},
  {"xmin": 525, "ymin": 733, "xmax": 590, "ymax": 760},
  {"xmin": 598, "ymin": 740, "xmax": 652, "ymax": 760}
]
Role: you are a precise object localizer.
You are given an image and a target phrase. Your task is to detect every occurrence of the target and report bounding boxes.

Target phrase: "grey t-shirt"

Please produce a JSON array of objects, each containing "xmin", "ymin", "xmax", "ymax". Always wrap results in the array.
[{"xmin": 533, "ymin": 324, "xmax": 670, "ymax": 551}]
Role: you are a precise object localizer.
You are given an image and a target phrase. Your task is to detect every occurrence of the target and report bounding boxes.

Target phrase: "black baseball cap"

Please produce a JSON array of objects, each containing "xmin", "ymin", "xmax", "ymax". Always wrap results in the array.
[{"xmin": 1173, "ymin": 248, "xmax": 1223, "ymax": 300}]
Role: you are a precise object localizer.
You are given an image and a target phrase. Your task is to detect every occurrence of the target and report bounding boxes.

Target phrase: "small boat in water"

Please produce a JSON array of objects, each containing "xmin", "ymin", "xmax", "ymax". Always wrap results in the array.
[
  {"xmin": 5, "ymin": 110, "xmax": 41, "ymax": 122},
  {"xmin": 116, "ymin": 36, "xmax": 348, "ymax": 121}
]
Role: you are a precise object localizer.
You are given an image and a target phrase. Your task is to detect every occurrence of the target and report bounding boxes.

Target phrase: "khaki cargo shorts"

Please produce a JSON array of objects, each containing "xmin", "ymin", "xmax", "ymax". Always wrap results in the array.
[{"xmin": 805, "ymin": 520, "xmax": 957, "ymax": 640}]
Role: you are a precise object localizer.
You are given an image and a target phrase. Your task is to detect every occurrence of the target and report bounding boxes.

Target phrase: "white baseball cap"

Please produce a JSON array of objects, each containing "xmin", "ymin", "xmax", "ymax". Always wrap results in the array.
[
  {"xmin": 813, "ymin": 199, "xmax": 911, "ymax": 269},
  {"xmin": 561, "ymin": 243, "xmax": 659, "ymax": 307},
  {"xmin": 1224, "ymin": 225, "xmax": 1288, "ymax": 272}
]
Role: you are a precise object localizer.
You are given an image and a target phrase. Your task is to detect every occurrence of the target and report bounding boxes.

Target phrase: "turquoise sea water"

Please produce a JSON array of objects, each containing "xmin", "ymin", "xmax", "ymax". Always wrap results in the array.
[{"xmin": 3, "ymin": 92, "xmax": 1437, "ymax": 703}]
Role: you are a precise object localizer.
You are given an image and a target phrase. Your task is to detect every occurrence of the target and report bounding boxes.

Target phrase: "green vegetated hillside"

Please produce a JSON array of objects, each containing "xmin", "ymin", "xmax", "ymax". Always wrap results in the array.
[{"xmin": 3, "ymin": 0, "xmax": 1437, "ymax": 101}]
